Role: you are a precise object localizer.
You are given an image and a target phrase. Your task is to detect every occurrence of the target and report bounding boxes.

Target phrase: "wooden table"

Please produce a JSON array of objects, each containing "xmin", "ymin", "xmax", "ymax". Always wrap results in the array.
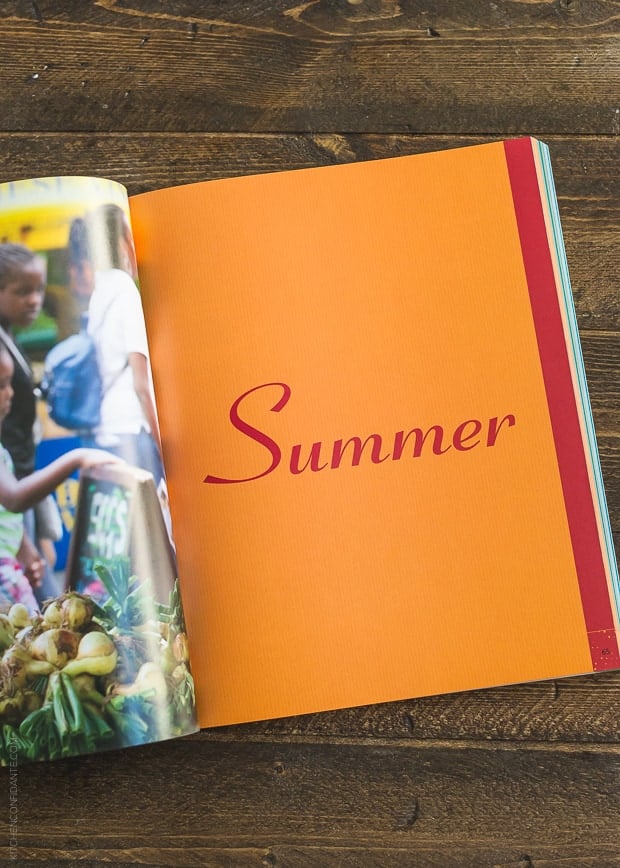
[{"xmin": 0, "ymin": 2, "xmax": 618, "ymax": 864}]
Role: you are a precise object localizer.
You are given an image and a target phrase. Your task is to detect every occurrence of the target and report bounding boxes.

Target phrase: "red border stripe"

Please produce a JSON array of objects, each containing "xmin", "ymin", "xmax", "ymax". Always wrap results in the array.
[{"xmin": 504, "ymin": 137, "xmax": 619, "ymax": 670}]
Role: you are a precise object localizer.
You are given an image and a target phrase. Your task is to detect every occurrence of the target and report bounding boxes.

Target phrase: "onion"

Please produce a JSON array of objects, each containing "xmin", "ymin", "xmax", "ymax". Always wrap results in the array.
[
  {"xmin": 112, "ymin": 661, "xmax": 168, "ymax": 702},
  {"xmin": 14, "ymin": 625, "xmax": 36, "ymax": 649},
  {"xmin": 14, "ymin": 616, "xmax": 45, "ymax": 651},
  {"xmin": 1, "ymin": 645, "xmax": 54, "ymax": 688},
  {"xmin": 62, "ymin": 632, "xmax": 117, "ymax": 677},
  {"xmin": 0, "ymin": 618, "xmax": 14, "ymax": 653},
  {"xmin": 30, "ymin": 629, "xmax": 80, "ymax": 668},
  {"xmin": 171, "ymin": 663, "xmax": 188, "ymax": 685},
  {"xmin": 42, "ymin": 599, "xmax": 62, "ymax": 628},
  {"xmin": 173, "ymin": 632, "xmax": 190, "ymax": 664},
  {"xmin": 0, "ymin": 614, "xmax": 13, "ymax": 630},
  {"xmin": 8, "ymin": 604, "xmax": 30, "ymax": 630},
  {"xmin": 61, "ymin": 593, "xmax": 94, "ymax": 631},
  {"xmin": 76, "ymin": 632, "xmax": 115, "ymax": 659}
]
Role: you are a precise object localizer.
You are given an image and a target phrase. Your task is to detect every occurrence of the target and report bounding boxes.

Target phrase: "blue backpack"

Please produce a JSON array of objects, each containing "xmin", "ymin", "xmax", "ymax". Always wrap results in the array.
[{"xmin": 42, "ymin": 323, "xmax": 102, "ymax": 431}]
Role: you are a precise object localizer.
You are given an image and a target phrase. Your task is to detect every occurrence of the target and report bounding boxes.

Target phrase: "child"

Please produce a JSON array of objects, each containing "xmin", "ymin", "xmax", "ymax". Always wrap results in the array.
[
  {"xmin": 0, "ymin": 342, "xmax": 119, "ymax": 614},
  {"xmin": 0, "ymin": 242, "xmax": 58, "ymax": 603},
  {"xmin": 0, "ymin": 243, "xmax": 46, "ymax": 480}
]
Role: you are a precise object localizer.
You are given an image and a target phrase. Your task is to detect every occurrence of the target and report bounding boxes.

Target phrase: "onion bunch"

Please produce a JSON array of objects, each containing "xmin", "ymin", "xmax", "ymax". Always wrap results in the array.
[{"xmin": 0, "ymin": 576, "xmax": 196, "ymax": 765}]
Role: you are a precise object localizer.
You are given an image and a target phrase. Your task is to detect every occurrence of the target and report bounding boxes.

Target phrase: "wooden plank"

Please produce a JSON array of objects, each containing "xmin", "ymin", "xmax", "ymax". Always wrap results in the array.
[
  {"xmin": 1, "ymin": 133, "xmax": 617, "ymax": 197},
  {"xmin": 9, "ymin": 847, "xmax": 620, "ymax": 867},
  {"xmin": 7, "ymin": 738, "xmax": 620, "ymax": 864},
  {"xmin": 582, "ymin": 333, "xmax": 620, "ymax": 430},
  {"xmin": 0, "ymin": 2, "xmax": 618, "ymax": 134}
]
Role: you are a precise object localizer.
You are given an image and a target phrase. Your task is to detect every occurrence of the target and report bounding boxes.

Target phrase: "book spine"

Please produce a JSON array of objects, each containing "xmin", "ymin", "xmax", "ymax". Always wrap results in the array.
[{"xmin": 504, "ymin": 137, "xmax": 620, "ymax": 671}]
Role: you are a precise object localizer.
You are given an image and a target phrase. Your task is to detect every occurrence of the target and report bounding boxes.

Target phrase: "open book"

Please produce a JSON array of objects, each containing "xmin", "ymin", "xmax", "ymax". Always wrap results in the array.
[{"xmin": 0, "ymin": 138, "xmax": 617, "ymax": 764}]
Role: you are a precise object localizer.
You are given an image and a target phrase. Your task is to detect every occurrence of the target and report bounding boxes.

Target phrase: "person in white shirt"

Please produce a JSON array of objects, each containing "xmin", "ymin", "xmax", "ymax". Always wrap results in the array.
[{"xmin": 67, "ymin": 208, "xmax": 165, "ymax": 492}]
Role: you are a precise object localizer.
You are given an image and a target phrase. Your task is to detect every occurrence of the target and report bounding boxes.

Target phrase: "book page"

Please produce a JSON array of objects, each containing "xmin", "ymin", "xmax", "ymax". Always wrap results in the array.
[
  {"xmin": 130, "ymin": 140, "xmax": 618, "ymax": 728},
  {"xmin": 0, "ymin": 177, "xmax": 197, "ymax": 764}
]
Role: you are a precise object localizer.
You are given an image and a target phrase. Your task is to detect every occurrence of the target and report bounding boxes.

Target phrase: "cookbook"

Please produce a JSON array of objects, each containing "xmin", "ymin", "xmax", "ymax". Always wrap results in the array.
[{"xmin": 0, "ymin": 137, "xmax": 617, "ymax": 764}]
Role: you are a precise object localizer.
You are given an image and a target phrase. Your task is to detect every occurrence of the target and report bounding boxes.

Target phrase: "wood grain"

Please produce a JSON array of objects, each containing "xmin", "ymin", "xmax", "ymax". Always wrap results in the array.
[
  {"xmin": 8, "ymin": 736, "xmax": 620, "ymax": 865},
  {"xmin": 0, "ymin": 1, "xmax": 618, "ymax": 864},
  {"xmin": 0, "ymin": 1, "xmax": 618, "ymax": 134}
]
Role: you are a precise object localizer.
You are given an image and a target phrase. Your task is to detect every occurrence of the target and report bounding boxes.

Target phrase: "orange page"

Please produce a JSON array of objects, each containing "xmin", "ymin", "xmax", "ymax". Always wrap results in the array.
[{"xmin": 129, "ymin": 139, "xmax": 618, "ymax": 727}]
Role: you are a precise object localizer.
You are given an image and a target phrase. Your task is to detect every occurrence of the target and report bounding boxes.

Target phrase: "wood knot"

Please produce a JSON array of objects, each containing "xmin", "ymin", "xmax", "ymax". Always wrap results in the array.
[{"xmin": 395, "ymin": 798, "xmax": 420, "ymax": 830}]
